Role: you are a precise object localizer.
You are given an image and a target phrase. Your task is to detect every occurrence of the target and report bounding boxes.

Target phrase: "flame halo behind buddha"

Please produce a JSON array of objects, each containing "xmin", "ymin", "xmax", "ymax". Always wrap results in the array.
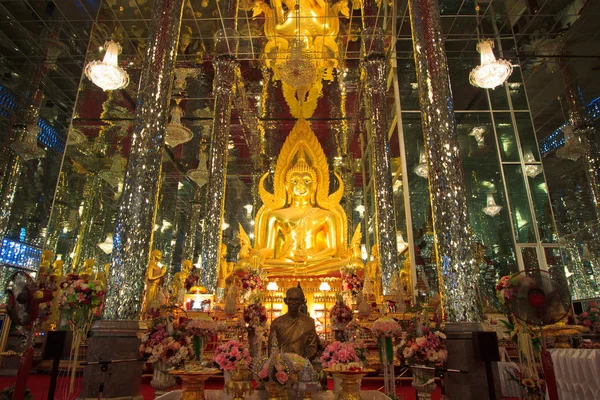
[{"xmin": 245, "ymin": 119, "xmax": 354, "ymax": 278}]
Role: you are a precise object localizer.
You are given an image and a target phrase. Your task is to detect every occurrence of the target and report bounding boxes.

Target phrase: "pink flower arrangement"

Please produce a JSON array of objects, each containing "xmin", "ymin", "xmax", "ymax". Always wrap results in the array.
[
  {"xmin": 241, "ymin": 270, "xmax": 264, "ymax": 293},
  {"xmin": 342, "ymin": 272, "xmax": 363, "ymax": 297},
  {"xmin": 320, "ymin": 341, "xmax": 361, "ymax": 369},
  {"xmin": 186, "ymin": 317, "xmax": 217, "ymax": 338},
  {"xmin": 139, "ymin": 321, "xmax": 192, "ymax": 367},
  {"xmin": 576, "ymin": 302, "xmax": 600, "ymax": 333},
  {"xmin": 395, "ymin": 323, "xmax": 447, "ymax": 367},
  {"xmin": 496, "ymin": 273, "xmax": 523, "ymax": 302},
  {"xmin": 244, "ymin": 302, "xmax": 268, "ymax": 329},
  {"xmin": 371, "ymin": 317, "xmax": 402, "ymax": 338},
  {"xmin": 254, "ymin": 353, "xmax": 299, "ymax": 386},
  {"xmin": 330, "ymin": 301, "xmax": 353, "ymax": 330},
  {"xmin": 213, "ymin": 340, "xmax": 252, "ymax": 372}
]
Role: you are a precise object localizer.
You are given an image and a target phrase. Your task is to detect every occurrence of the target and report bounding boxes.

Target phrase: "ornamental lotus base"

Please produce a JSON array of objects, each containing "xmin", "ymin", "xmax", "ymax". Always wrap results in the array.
[
  {"xmin": 329, "ymin": 371, "xmax": 370, "ymax": 400},
  {"xmin": 263, "ymin": 381, "xmax": 288, "ymax": 400},
  {"xmin": 410, "ymin": 366, "xmax": 437, "ymax": 400}
]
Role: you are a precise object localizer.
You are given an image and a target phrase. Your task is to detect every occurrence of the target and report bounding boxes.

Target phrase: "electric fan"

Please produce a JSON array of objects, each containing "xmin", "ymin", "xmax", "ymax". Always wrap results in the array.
[{"xmin": 503, "ymin": 269, "xmax": 571, "ymax": 400}]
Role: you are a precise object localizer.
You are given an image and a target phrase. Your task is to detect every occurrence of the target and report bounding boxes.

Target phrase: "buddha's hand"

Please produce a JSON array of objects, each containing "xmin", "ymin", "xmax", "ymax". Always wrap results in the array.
[{"xmin": 249, "ymin": 254, "xmax": 265, "ymax": 269}]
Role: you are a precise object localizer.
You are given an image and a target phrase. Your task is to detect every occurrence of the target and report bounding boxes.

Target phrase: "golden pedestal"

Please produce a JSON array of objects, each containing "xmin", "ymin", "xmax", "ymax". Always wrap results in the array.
[
  {"xmin": 325, "ymin": 369, "xmax": 373, "ymax": 400},
  {"xmin": 168, "ymin": 369, "xmax": 220, "ymax": 400}
]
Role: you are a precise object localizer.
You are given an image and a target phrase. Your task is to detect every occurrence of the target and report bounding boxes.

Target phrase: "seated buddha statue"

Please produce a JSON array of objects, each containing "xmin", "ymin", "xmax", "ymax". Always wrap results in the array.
[{"xmin": 245, "ymin": 119, "xmax": 352, "ymax": 278}]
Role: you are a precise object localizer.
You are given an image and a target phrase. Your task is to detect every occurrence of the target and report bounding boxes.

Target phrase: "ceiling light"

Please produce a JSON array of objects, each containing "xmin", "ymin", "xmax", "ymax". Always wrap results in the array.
[
  {"xmin": 267, "ymin": 281, "xmax": 279, "ymax": 292},
  {"xmin": 413, "ymin": 151, "xmax": 428, "ymax": 179},
  {"xmin": 523, "ymin": 149, "xmax": 542, "ymax": 178},
  {"xmin": 161, "ymin": 219, "xmax": 172, "ymax": 232},
  {"xmin": 97, "ymin": 233, "xmax": 114, "ymax": 254},
  {"xmin": 244, "ymin": 204, "xmax": 253, "ymax": 217},
  {"xmin": 469, "ymin": 126, "xmax": 486, "ymax": 148},
  {"xmin": 482, "ymin": 193, "xmax": 503, "ymax": 217},
  {"xmin": 222, "ymin": 221, "xmax": 230, "ymax": 230},
  {"xmin": 165, "ymin": 104, "xmax": 193, "ymax": 147},
  {"xmin": 85, "ymin": 41, "xmax": 129, "ymax": 91},
  {"xmin": 319, "ymin": 281, "xmax": 331, "ymax": 292},
  {"xmin": 355, "ymin": 205, "xmax": 365, "ymax": 218},
  {"xmin": 11, "ymin": 126, "xmax": 45, "ymax": 161},
  {"xmin": 396, "ymin": 231, "xmax": 408, "ymax": 254},
  {"xmin": 556, "ymin": 125, "xmax": 587, "ymax": 162},
  {"xmin": 469, "ymin": 39, "xmax": 513, "ymax": 89}
]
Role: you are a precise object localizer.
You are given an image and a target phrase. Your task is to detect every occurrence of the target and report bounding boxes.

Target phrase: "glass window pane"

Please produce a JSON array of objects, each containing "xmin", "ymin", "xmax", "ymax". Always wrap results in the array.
[
  {"xmin": 494, "ymin": 112, "xmax": 519, "ymax": 162},
  {"xmin": 515, "ymin": 112, "xmax": 541, "ymax": 162},
  {"xmin": 528, "ymin": 175, "xmax": 557, "ymax": 243},
  {"xmin": 507, "ymin": 67, "xmax": 529, "ymax": 110},
  {"xmin": 504, "ymin": 165, "xmax": 536, "ymax": 243},
  {"xmin": 488, "ymin": 86, "xmax": 510, "ymax": 110},
  {"xmin": 521, "ymin": 247, "xmax": 540, "ymax": 269}
]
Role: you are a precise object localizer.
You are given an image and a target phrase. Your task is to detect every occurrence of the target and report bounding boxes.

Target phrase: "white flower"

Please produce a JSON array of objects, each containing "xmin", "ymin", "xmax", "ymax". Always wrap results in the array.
[
  {"xmin": 403, "ymin": 347, "xmax": 414, "ymax": 358},
  {"xmin": 434, "ymin": 331, "xmax": 446, "ymax": 339}
]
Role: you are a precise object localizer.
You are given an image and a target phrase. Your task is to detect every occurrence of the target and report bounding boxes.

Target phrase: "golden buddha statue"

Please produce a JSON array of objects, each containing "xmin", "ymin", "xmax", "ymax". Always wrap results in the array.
[
  {"xmin": 268, "ymin": 287, "xmax": 318, "ymax": 360},
  {"xmin": 79, "ymin": 259, "xmax": 95, "ymax": 280},
  {"xmin": 144, "ymin": 250, "xmax": 166, "ymax": 311},
  {"xmin": 173, "ymin": 259, "xmax": 193, "ymax": 303},
  {"xmin": 246, "ymin": 119, "xmax": 352, "ymax": 278},
  {"xmin": 365, "ymin": 245, "xmax": 382, "ymax": 301}
]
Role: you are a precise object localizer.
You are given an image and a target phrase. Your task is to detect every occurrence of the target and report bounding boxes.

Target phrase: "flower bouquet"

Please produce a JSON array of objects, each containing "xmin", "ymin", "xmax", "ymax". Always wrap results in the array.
[
  {"xmin": 186, "ymin": 317, "xmax": 217, "ymax": 361},
  {"xmin": 496, "ymin": 273, "xmax": 524, "ymax": 303},
  {"xmin": 371, "ymin": 316, "xmax": 402, "ymax": 364},
  {"xmin": 320, "ymin": 341, "xmax": 362, "ymax": 371},
  {"xmin": 240, "ymin": 269, "xmax": 265, "ymax": 297},
  {"xmin": 139, "ymin": 321, "xmax": 193, "ymax": 368},
  {"xmin": 395, "ymin": 330, "xmax": 447, "ymax": 367},
  {"xmin": 243, "ymin": 302, "xmax": 268, "ymax": 329},
  {"xmin": 330, "ymin": 300, "xmax": 353, "ymax": 330},
  {"xmin": 255, "ymin": 352, "xmax": 306, "ymax": 387},
  {"xmin": 341, "ymin": 270, "xmax": 363, "ymax": 297},
  {"xmin": 576, "ymin": 302, "xmax": 600, "ymax": 333},
  {"xmin": 58, "ymin": 273, "xmax": 106, "ymax": 391},
  {"xmin": 213, "ymin": 340, "xmax": 252, "ymax": 372}
]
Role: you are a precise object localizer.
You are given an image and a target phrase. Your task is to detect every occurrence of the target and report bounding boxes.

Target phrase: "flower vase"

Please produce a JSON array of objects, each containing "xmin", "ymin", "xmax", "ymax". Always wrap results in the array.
[
  {"xmin": 333, "ymin": 375, "xmax": 342, "ymax": 394},
  {"xmin": 377, "ymin": 337, "xmax": 394, "ymax": 365},
  {"xmin": 223, "ymin": 371, "xmax": 232, "ymax": 394},
  {"xmin": 151, "ymin": 360, "xmax": 176, "ymax": 398},
  {"xmin": 264, "ymin": 381, "xmax": 287, "ymax": 400},
  {"xmin": 410, "ymin": 366, "xmax": 437, "ymax": 400}
]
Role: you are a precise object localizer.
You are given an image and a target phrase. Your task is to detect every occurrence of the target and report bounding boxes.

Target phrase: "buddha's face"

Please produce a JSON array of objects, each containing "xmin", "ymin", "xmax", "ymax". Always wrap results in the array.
[{"xmin": 287, "ymin": 171, "xmax": 315, "ymax": 202}]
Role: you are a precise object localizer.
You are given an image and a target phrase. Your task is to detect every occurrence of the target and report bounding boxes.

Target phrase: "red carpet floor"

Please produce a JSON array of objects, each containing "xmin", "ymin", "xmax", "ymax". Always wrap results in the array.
[{"xmin": 0, "ymin": 374, "xmax": 517, "ymax": 400}]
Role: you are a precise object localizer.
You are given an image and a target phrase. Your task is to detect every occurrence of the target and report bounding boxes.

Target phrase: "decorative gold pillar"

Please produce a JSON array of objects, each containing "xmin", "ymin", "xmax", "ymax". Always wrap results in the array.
[
  {"xmin": 103, "ymin": 0, "xmax": 185, "ymax": 320},
  {"xmin": 360, "ymin": 3, "xmax": 398, "ymax": 295},
  {"xmin": 408, "ymin": 0, "xmax": 480, "ymax": 322},
  {"xmin": 561, "ymin": 62, "xmax": 600, "ymax": 222},
  {"xmin": 199, "ymin": 0, "xmax": 239, "ymax": 293}
]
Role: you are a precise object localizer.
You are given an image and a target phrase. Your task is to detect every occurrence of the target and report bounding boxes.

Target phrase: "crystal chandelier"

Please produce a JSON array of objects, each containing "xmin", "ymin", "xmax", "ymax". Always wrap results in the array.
[
  {"xmin": 99, "ymin": 154, "xmax": 125, "ymax": 189},
  {"xmin": 469, "ymin": 126, "xmax": 486, "ymax": 148},
  {"xmin": 556, "ymin": 125, "xmax": 587, "ymax": 162},
  {"xmin": 276, "ymin": 38, "xmax": 317, "ymax": 93},
  {"xmin": 482, "ymin": 193, "xmax": 503, "ymax": 217},
  {"xmin": 523, "ymin": 149, "xmax": 543, "ymax": 178},
  {"xmin": 187, "ymin": 145, "xmax": 209, "ymax": 188},
  {"xmin": 165, "ymin": 104, "xmax": 193, "ymax": 147},
  {"xmin": 85, "ymin": 41, "xmax": 129, "ymax": 91},
  {"xmin": 469, "ymin": 39, "xmax": 513, "ymax": 89},
  {"xmin": 413, "ymin": 151, "xmax": 428, "ymax": 179},
  {"xmin": 97, "ymin": 233, "xmax": 114, "ymax": 255},
  {"xmin": 66, "ymin": 129, "xmax": 87, "ymax": 146},
  {"xmin": 11, "ymin": 125, "xmax": 45, "ymax": 161}
]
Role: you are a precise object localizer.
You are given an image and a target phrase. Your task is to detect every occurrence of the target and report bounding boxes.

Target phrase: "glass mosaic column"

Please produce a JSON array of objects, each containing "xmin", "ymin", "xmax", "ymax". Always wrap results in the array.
[
  {"xmin": 103, "ymin": 0, "xmax": 185, "ymax": 320},
  {"xmin": 360, "ymin": 0, "xmax": 399, "ymax": 295},
  {"xmin": 561, "ymin": 62, "xmax": 600, "ymax": 222},
  {"xmin": 408, "ymin": 0, "xmax": 479, "ymax": 322},
  {"xmin": 199, "ymin": 0, "xmax": 239, "ymax": 293}
]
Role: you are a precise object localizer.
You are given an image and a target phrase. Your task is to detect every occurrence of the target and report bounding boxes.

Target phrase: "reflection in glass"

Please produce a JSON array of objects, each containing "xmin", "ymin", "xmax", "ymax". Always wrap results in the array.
[
  {"xmin": 529, "ymin": 175, "xmax": 557, "ymax": 243},
  {"xmin": 494, "ymin": 112, "xmax": 519, "ymax": 161},
  {"xmin": 504, "ymin": 165, "xmax": 536, "ymax": 243},
  {"xmin": 521, "ymin": 247, "xmax": 540, "ymax": 269}
]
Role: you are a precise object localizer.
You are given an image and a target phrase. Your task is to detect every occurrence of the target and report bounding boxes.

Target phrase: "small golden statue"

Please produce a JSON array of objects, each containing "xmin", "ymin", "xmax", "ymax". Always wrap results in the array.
[
  {"xmin": 79, "ymin": 259, "xmax": 95, "ymax": 280},
  {"xmin": 366, "ymin": 245, "xmax": 382, "ymax": 301},
  {"xmin": 217, "ymin": 244, "xmax": 234, "ymax": 289},
  {"xmin": 95, "ymin": 263, "xmax": 109, "ymax": 287},
  {"xmin": 173, "ymin": 259, "xmax": 193, "ymax": 304},
  {"xmin": 38, "ymin": 250, "xmax": 54, "ymax": 276},
  {"xmin": 51, "ymin": 259, "xmax": 64, "ymax": 278},
  {"xmin": 246, "ymin": 119, "xmax": 355, "ymax": 278},
  {"xmin": 144, "ymin": 250, "xmax": 166, "ymax": 311}
]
